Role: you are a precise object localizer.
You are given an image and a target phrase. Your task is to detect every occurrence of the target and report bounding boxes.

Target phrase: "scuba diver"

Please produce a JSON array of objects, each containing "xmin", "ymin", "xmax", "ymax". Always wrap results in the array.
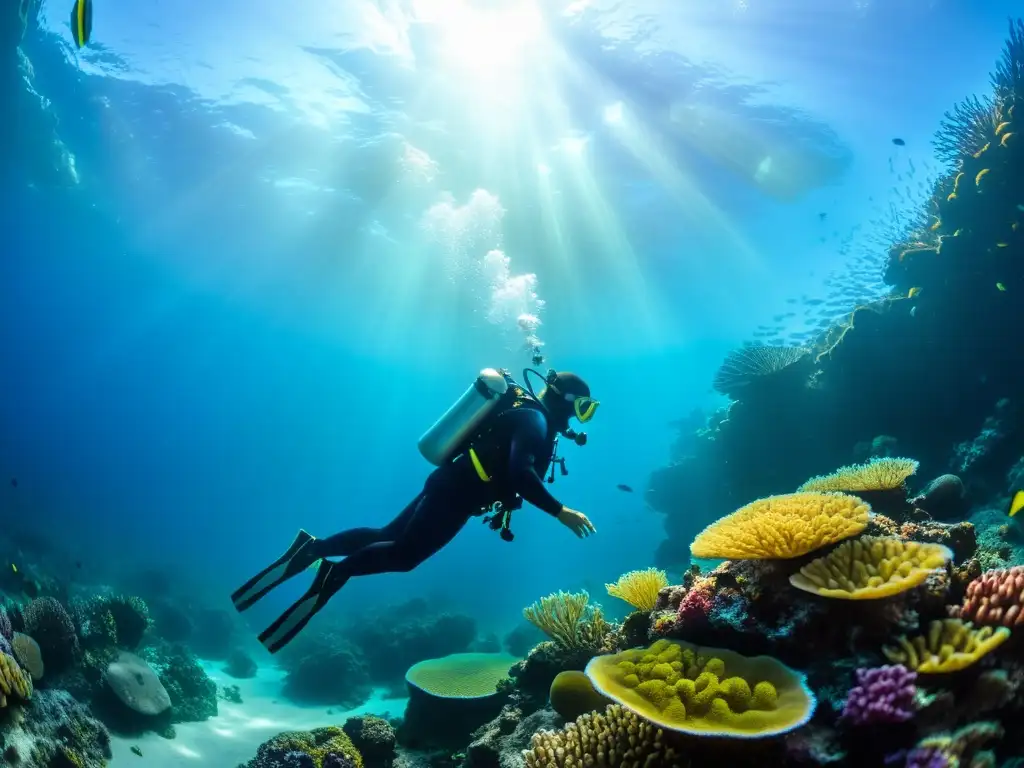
[{"xmin": 232, "ymin": 367, "xmax": 599, "ymax": 654}]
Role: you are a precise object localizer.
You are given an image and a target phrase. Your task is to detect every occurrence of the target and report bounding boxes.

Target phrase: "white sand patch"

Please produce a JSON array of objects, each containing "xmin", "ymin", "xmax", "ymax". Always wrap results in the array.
[{"xmin": 108, "ymin": 660, "xmax": 406, "ymax": 766}]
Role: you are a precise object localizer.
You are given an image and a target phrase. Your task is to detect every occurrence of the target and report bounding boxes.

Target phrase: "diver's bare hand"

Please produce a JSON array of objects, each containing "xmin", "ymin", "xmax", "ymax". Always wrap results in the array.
[{"xmin": 557, "ymin": 507, "xmax": 596, "ymax": 538}]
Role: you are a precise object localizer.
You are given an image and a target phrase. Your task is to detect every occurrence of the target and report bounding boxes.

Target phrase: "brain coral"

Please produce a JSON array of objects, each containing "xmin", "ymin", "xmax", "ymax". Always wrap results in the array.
[
  {"xmin": 585, "ymin": 638, "xmax": 816, "ymax": 738},
  {"xmin": 883, "ymin": 619, "xmax": 1010, "ymax": 673},
  {"xmin": 523, "ymin": 703, "xmax": 686, "ymax": 767},
  {"xmin": 958, "ymin": 566, "xmax": 1024, "ymax": 626},
  {"xmin": 0, "ymin": 650, "xmax": 33, "ymax": 707},
  {"xmin": 798, "ymin": 457, "xmax": 919, "ymax": 493},
  {"xmin": 405, "ymin": 652, "xmax": 517, "ymax": 699},
  {"xmin": 789, "ymin": 536, "xmax": 953, "ymax": 599},
  {"xmin": 690, "ymin": 492, "xmax": 870, "ymax": 560},
  {"xmin": 11, "ymin": 633, "xmax": 43, "ymax": 681}
]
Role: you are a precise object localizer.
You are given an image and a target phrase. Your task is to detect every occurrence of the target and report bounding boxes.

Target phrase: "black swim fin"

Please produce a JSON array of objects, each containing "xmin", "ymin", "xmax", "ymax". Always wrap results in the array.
[
  {"xmin": 231, "ymin": 529, "xmax": 319, "ymax": 612},
  {"xmin": 257, "ymin": 559, "xmax": 348, "ymax": 654}
]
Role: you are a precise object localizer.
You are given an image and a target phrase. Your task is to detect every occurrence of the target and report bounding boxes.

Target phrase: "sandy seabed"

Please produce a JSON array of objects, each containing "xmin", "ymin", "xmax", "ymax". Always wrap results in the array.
[{"xmin": 107, "ymin": 660, "xmax": 405, "ymax": 767}]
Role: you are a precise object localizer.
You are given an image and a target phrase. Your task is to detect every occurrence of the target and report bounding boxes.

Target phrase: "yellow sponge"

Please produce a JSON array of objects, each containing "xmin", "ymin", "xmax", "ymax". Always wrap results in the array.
[
  {"xmin": 605, "ymin": 568, "xmax": 669, "ymax": 612},
  {"xmin": 798, "ymin": 457, "xmax": 919, "ymax": 493},
  {"xmin": 882, "ymin": 619, "xmax": 1010, "ymax": 673},
  {"xmin": 0, "ymin": 651, "xmax": 33, "ymax": 707},
  {"xmin": 584, "ymin": 639, "xmax": 816, "ymax": 738},
  {"xmin": 790, "ymin": 536, "xmax": 953, "ymax": 599},
  {"xmin": 690, "ymin": 492, "xmax": 870, "ymax": 560}
]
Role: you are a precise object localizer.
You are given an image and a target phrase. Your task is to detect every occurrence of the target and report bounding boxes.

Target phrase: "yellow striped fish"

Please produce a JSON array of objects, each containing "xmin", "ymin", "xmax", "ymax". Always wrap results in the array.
[{"xmin": 70, "ymin": 0, "xmax": 93, "ymax": 48}]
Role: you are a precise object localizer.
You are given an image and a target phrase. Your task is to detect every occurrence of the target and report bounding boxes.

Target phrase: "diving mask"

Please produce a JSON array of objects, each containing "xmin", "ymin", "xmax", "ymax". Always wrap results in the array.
[{"xmin": 565, "ymin": 393, "xmax": 599, "ymax": 423}]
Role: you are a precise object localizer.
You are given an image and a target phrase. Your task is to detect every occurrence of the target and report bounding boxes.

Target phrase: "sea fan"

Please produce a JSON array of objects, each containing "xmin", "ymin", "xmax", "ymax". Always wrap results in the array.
[
  {"xmin": 992, "ymin": 17, "xmax": 1024, "ymax": 102},
  {"xmin": 933, "ymin": 95, "xmax": 998, "ymax": 165},
  {"xmin": 712, "ymin": 344, "xmax": 810, "ymax": 399}
]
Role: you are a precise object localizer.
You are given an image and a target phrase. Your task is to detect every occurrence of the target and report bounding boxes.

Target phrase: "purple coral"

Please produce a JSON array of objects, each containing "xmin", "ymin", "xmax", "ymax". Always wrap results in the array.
[
  {"xmin": 842, "ymin": 665, "xmax": 917, "ymax": 726},
  {"xmin": 904, "ymin": 746, "xmax": 950, "ymax": 768}
]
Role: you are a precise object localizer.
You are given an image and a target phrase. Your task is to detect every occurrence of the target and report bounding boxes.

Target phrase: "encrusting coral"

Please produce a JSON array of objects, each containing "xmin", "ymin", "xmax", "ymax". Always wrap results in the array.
[
  {"xmin": 584, "ymin": 638, "xmax": 816, "ymax": 738},
  {"xmin": 798, "ymin": 457, "xmax": 920, "ymax": 494},
  {"xmin": 523, "ymin": 591, "xmax": 610, "ymax": 652},
  {"xmin": 789, "ymin": 536, "xmax": 953, "ymax": 600},
  {"xmin": 606, "ymin": 568, "xmax": 669, "ymax": 612},
  {"xmin": 882, "ymin": 619, "xmax": 1010, "ymax": 673},
  {"xmin": 523, "ymin": 703, "xmax": 686, "ymax": 767},
  {"xmin": 690, "ymin": 492, "xmax": 870, "ymax": 560},
  {"xmin": 548, "ymin": 670, "xmax": 612, "ymax": 722},
  {"xmin": 956, "ymin": 565, "xmax": 1024, "ymax": 626}
]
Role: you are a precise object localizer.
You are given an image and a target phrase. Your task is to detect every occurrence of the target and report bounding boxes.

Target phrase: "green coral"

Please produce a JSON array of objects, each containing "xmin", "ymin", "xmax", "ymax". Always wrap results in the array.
[
  {"xmin": 254, "ymin": 727, "xmax": 363, "ymax": 768},
  {"xmin": 522, "ymin": 591, "xmax": 610, "ymax": 652}
]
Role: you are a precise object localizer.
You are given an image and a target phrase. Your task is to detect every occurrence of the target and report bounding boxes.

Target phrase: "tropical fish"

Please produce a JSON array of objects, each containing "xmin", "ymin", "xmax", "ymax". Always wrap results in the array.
[
  {"xmin": 70, "ymin": 0, "xmax": 93, "ymax": 48},
  {"xmin": 996, "ymin": 282, "xmax": 1007, "ymax": 292},
  {"xmin": 1008, "ymin": 490, "xmax": 1024, "ymax": 518},
  {"xmin": 907, "ymin": 287, "xmax": 921, "ymax": 299},
  {"xmin": 616, "ymin": 484, "xmax": 633, "ymax": 493}
]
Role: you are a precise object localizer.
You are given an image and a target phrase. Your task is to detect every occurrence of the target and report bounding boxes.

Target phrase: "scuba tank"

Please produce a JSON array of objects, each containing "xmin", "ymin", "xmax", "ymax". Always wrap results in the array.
[{"xmin": 418, "ymin": 368, "xmax": 510, "ymax": 466}]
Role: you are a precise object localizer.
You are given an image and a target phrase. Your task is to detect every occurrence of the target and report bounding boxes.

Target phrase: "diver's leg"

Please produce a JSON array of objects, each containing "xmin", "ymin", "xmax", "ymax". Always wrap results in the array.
[
  {"xmin": 231, "ymin": 493, "xmax": 423, "ymax": 612},
  {"xmin": 258, "ymin": 493, "xmax": 473, "ymax": 653},
  {"xmin": 309, "ymin": 493, "xmax": 424, "ymax": 558}
]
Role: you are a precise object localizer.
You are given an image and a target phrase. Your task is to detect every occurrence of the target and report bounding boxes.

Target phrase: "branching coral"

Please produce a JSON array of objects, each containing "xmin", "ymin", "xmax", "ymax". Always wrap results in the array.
[
  {"xmin": 606, "ymin": 568, "xmax": 669, "ymax": 612},
  {"xmin": 523, "ymin": 704, "xmax": 686, "ymax": 767},
  {"xmin": 841, "ymin": 665, "xmax": 916, "ymax": 726},
  {"xmin": 798, "ymin": 457, "xmax": 919, "ymax": 494},
  {"xmin": 523, "ymin": 591, "xmax": 610, "ymax": 652},
  {"xmin": 584, "ymin": 638, "xmax": 816, "ymax": 738},
  {"xmin": 882, "ymin": 619, "xmax": 1009, "ymax": 673},
  {"xmin": 904, "ymin": 721, "xmax": 1003, "ymax": 768},
  {"xmin": 934, "ymin": 95, "xmax": 1001, "ymax": 164},
  {"xmin": 957, "ymin": 565, "xmax": 1024, "ymax": 626},
  {"xmin": 789, "ymin": 536, "xmax": 952, "ymax": 600},
  {"xmin": 690, "ymin": 492, "xmax": 870, "ymax": 560}
]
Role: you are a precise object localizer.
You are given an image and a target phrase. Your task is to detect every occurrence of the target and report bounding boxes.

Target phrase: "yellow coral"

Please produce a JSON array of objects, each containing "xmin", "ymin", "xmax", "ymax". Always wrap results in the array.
[
  {"xmin": 523, "ymin": 704, "xmax": 686, "ymax": 767},
  {"xmin": 690, "ymin": 492, "xmax": 870, "ymax": 560},
  {"xmin": 883, "ymin": 619, "xmax": 1010, "ymax": 673},
  {"xmin": 548, "ymin": 671, "xmax": 611, "ymax": 721},
  {"xmin": 798, "ymin": 457, "xmax": 919, "ymax": 494},
  {"xmin": 523, "ymin": 591, "xmax": 610, "ymax": 651},
  {"xmin": 0, "ymin": 651, "xmax": 33, "ymax": 707},
  {"xmin": 789, "ymin": 536, "xmax": 953, "ymax": 599},
  {"xmin": 584, "ymin": 638, "xmax": 816, "ymax": 738},
  {"xmin": 605, "ymin": 568, "xmax": 669, "ymax": 612}
]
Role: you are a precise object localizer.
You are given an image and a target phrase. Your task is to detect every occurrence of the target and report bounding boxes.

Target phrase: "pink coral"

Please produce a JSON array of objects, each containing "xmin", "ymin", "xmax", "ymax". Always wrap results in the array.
[
  {"xmin": 676, "ymin": 581, "xmax": 714, "ymax": 627},
  {"xmin": 842, "ymin": 665, "xmax": 917, "ymax": 726},
  {"xmin": 959, "ymin": 566, "xmax": 1024, "ymax": 627}
]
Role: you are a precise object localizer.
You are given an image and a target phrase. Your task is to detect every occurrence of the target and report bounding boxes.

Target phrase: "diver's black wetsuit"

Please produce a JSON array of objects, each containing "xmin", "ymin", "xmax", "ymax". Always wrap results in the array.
[{"xmin": 307, "ymin": 406, "xmax": 563, "ymax": 576}]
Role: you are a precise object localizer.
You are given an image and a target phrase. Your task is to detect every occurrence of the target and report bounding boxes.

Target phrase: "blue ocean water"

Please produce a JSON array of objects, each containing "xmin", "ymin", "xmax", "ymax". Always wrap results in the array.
[
  {"xmin": 2, "ymin": 1, "xmax": 1023, "ymax": 764},
  {"xmin": 1, "ymin": 0, "xmax": 1013, "ymax": 626}
]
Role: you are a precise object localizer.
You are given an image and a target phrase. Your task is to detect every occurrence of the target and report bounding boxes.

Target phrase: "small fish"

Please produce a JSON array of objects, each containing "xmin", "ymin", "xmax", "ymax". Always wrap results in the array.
[
  {"xmin": 616, "ymin": 484, "xmax": 634, "ymax": 493},
  {"xmin": 130, "ymin": 745, "xmax": 143, "ymax": 757},
  {"xmin": 907, "ymin": 287, "xmax": 921, "ymax": 299},
  {"xmin": 997, "ymin": 282, "xmax": 1007, "ymax": 292},
  {"xmin": 1008, "ymin": 490, "xmax": 1024, "ymax": 518},
  {"xmin": 818, "ymin": 212, "xmax": 827, "ymax": 221},
  {"xmin": 70, "ymin": 0, "xmax": 93, "ymax": 48},
  {"xmin": 891, "ymin": 138, "xmax": 905, "ymax": 146},
  {"xmin": 10, "ymin": 563, "xmax": 17, "ymax": 575}
]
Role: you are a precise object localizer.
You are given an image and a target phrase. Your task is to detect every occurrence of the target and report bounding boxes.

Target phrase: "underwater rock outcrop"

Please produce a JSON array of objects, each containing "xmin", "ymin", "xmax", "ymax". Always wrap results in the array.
[{"xmin": 648, "ymin": 20, "xmax": 1024, "ymax": 566}]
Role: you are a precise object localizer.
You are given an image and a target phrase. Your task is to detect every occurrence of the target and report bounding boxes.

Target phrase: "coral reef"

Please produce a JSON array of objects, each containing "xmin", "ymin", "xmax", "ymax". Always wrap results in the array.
[
  {"xmin": 343, "ymin": 715, "xmax": 397, "ymax": 768},
  {"xmin": 277, "ymin": 632, "xmax": 372, "ymax": 707},
  {"xmin": 547, "ymin": 670, "xmax": 611, "ymax": 722},
  {"xmin": 605, "ymin": 568, "xmax": 668, "ymax": 613},
  {"xmin": 240, "ymin": 727, "xmax": 364, "ymax": 768},
  {"xmin": 22, "ymin": 597, "xmax": 79, "ymax": 673},
  {"xmin": 882, "ymin": 619, "xmax": 1010, "ymax": 673},
  {"xmin": 522, "ymin": 591, "xmax": 610, "ymax": 652},
  {"xmin": 957, "ymin": 565, "xmax": 1024, "ymax": 626},
  {"xmin": 0, "ymin": 688, "xmax": 112, "ymax": 767}
]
